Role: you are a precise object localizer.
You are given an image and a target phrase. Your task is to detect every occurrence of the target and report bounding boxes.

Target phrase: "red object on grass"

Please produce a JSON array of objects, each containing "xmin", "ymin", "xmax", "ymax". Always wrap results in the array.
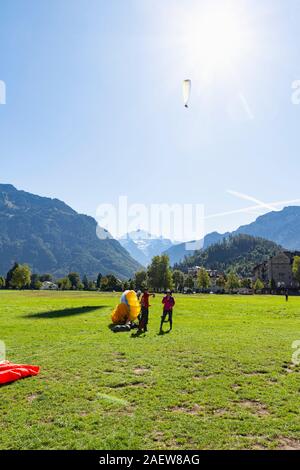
[{"xmin": 0, "ymin": 361, "xmax": 40, "ymax": 385}]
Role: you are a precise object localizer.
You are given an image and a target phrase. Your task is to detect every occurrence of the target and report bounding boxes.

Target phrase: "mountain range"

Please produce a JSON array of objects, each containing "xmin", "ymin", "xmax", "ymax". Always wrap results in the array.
[
  {"xmin": 118, "ymin": 230, "xmax": 176, "ymax": 266},
  {"xmin": 164, "ymin": 206, "xmax": 300, "ymax": 265},
  {"xmin": 1, "ymin": 184, "xmax": 300, "ymax": 278},
  {"xmin": 0, "ymin": 184, "xmax": 141, "ymax": 279},
  {"xmin": 175, "ymin": 234, "xmax": 281, "ymax": 278}
]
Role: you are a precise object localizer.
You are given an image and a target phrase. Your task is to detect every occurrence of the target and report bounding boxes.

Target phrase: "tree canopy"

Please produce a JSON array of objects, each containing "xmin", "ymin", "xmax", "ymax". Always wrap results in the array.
[
  {"xmin": 147, "ymin": 255, "xmax": 173, "ymax": 291},
  {"xmin": 175, "ymin": 235, "xmax": 281, "ymax": 277}
]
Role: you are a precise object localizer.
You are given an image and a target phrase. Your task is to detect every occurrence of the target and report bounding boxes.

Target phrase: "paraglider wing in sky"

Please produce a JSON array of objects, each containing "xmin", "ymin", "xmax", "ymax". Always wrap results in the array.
[{"xmin": 183, "ymin": 79, "xmax": 191, "ymax": 108}]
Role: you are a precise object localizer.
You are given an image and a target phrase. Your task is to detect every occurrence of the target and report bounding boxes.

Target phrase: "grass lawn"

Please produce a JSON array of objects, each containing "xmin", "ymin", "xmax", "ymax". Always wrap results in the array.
[{"xmin": 1, "ymin": 291, "xmax": 300, "ymax": 450}]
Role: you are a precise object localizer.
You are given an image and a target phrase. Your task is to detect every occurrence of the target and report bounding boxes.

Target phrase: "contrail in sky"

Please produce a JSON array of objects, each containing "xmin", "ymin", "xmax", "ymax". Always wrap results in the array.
[{"xmin": 204, "ymin": 191, "xmax": 300, "ymax": 220}]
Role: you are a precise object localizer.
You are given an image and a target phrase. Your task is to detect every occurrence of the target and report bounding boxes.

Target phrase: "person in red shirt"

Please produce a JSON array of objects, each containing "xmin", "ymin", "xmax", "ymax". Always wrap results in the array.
[
  {"xmin": 160, "ymin": 290, "xmax": 175, "ymax": 333},
  {"xmin": 138, "ymin": 288, "xmax": 155, "ymax": 333}
]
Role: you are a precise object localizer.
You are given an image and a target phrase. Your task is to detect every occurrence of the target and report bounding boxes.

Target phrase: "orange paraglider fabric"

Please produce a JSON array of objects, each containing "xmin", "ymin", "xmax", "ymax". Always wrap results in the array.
[
  {"xmin": 111, "ymin": 290, "xmax": 141, "ymax": 324},
  {"xmin": 126, "ymin": 292, "xmax": 141, "ymax": 321},
  {"xmin": 111, "ymin": 302, "xmax": 130, "ymax": 324},
  {"xmin": 0, "ymin": 361, "xmax": 40, "ymax": 385}
]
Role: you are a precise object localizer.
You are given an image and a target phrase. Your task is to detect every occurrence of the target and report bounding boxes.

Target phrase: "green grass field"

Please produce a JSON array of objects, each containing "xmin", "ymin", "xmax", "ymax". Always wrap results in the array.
[{"xmin": 1, "ymin": 291, "xmax": 300, "ymax": 450}]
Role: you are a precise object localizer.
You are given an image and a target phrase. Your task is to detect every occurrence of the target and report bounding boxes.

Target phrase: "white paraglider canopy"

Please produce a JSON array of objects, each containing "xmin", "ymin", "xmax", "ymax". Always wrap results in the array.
[{"xmin": 183, "ymin": 79, "xmax": 191, "ymax": 108}]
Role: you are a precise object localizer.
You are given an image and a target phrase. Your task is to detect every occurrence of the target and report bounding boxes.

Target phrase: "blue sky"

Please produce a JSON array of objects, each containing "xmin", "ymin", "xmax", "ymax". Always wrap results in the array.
[{"xmin": 0, "ymin": 0, "xmax": 300, "ymax": 239}]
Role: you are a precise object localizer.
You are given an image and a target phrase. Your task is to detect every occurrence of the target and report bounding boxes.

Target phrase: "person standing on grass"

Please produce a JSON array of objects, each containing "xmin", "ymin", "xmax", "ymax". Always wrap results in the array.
[
  {"xmin": 160, "ymin": 289, "xmax": 175, "ymax": 333},
  {"xmin": 285, "ymin": 289, "xmax": 289, "ymax": 302},
  {"xmin": 138, "ymin": 288, "xmax": 155, "ymax": 333}
]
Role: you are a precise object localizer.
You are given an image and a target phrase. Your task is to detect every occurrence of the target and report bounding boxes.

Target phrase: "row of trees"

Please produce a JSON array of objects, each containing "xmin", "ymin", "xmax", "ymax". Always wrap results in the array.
[
  {"xmin": 134, "ymin": 256, "xmax": 265, "ymax": 293},
  {"xmin": 134, "ymin": 254, "xmax": 300, "ymax": 294},
  {"xmin": 0, "ymin": 265, "xmax": 119, "ymax": 291},
  {"xmin": 0, "ymin": 257, "xmax": 175, "ymax": 292},
  {"xmin": 195, "ymin": 269, "xmax": 264, "ymax": 293},
  {"xmin": 0, "ymin": 263, "xmax": 32, "ymax": 290},
  {"xmin": 134, "ymin": 261, "xmax": 298, "ymax": 294},
  {"xmin": 135, "ymin": 258, "xmax": 250, "ymax": 293},
  {"xmin": 0, "ymin": 263, "xmax": 128, "ymax": 291},
  {"xmin": 3, "ymin": 255, "xmax": 300, "ymax": 292}
]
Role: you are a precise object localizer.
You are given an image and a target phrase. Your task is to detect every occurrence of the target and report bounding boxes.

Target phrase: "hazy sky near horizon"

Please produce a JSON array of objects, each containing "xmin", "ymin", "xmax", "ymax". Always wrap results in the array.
[{"xmin": 0, "ymin": 0, "xmax": 300, "ymax": 240}]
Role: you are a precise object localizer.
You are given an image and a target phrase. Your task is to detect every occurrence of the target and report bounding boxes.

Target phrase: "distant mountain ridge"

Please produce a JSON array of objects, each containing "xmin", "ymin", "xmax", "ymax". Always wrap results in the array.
[
  {"xmin": 0, "ymin": 184, "xmax": 141, "ymax": 279},
  {"xmin": 165, "ymin": 206, "xmax": 300, "ymax": 265},
  {"xmin": 3, "ymin": 184, "xmax": 299, "ymax": 278},
  {"xmin": 175, "ymin": 234, "xmax": 282, "ymax": 278},
  {"xmin": 118, "ymin": 229, "xmax": 177, "ymax": 266},
  {"xmin": 164, "ymin": 232, "xmax": 229, "ymax": 265},
  {"xmin": 233, "ymin": 206, "xmax": 300, "ymax": 249}
]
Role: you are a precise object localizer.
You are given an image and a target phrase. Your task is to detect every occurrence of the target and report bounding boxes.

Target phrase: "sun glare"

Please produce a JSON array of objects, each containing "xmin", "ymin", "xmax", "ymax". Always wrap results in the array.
[{"xmin": 183, "ymin": 3, "xmax": 253, "ymax": 79}]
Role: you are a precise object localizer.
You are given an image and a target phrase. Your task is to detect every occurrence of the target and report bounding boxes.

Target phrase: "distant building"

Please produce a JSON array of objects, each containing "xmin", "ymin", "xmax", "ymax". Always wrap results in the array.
[
  {"xmin": 188, "ymin": 266, "xmax": 225, "ymax": 292},
  {"xmin": 187, "ymin": 266, "xmax": 202, "ymax": 277},
  {"xmin": 41, "ymin": 281, "xmax": 58, "ymax": 290},
  {"xmin": 253, "ymin": 252, "xmax": 300, "ymax": 289},
  {"xmin": 188, "ymin": 266, "xmax": 222, "ymax": 279}
]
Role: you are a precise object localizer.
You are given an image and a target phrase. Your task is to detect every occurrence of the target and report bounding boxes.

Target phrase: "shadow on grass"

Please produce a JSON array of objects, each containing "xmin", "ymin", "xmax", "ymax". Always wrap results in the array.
[
  {"xmin": 108, "ymin": 324, "xmax": 139, "ymax": 334},
  {"xmin": 24, "ymin": 305, "xmax": 106, "ymax": 319},
  {"xmin": 131, "ymin": 330, "xmax": 146, "ymax": 338},
  {"xmin": 108, "ymin": 323, "xmax": 129, "ymax": 333},
  {"xmin": 0, "ymin": 382, "xmax": 15, "ymax": 388},
  {"xmin": 158, "ymin": 329, "xmax": 172, "ymax": 336}
]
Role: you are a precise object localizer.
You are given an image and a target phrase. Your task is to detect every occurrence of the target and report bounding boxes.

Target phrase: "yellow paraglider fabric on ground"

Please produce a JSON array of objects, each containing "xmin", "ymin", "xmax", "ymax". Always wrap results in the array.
[
  {"xmin": 111, "ymin": 290, "xmax": 141, "ymax": 324},
  {"xmin": 126, "ymin": 291, "xmax": 141, "ymax": 321},
  {"xmin": 111, "ymin": 302, "xmax": 129, "ymax": 324}
]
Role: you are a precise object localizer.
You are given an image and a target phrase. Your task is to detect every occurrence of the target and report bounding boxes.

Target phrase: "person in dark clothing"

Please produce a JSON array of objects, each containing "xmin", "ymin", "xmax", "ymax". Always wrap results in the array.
[
  {"xmin": 160, "ymin": 290, "xmax": 175, "ymax": 333},
  {"xmin": 138, "ymin": 288, "xmax": 155, "ymax": 333},
  {"xmin": 285, "ymin": 289, "xmax": 289, "ymax": 302}
]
